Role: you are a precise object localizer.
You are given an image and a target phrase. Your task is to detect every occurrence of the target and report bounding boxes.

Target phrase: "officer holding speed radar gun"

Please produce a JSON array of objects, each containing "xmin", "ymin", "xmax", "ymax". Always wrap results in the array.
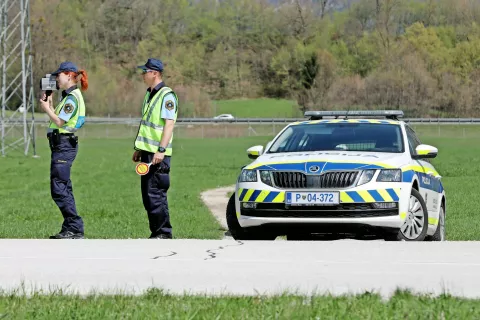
[{"xmin": 39, "ymin": 61, "xmax": 88, "ymax": 239}]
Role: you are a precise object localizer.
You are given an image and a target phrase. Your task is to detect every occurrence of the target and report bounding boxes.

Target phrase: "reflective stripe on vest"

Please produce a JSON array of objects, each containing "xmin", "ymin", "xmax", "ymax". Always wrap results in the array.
[
  {"xmin": 134, "ymin": 86, "xmax": 178, "ymax": 155},
  {"xmin": 48, "ymin": 89, "xmax": 86, "ymax": 133}
]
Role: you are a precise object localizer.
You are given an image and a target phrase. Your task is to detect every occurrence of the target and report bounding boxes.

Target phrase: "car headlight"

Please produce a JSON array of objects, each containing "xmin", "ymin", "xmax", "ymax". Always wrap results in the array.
[
  {"xmin": 357, "ymin": 169, "xmax": 375, "ymax": 186},
  {"xmin": 377, "ymin": 169, "xmax": 402, "ymax": 182},
  {"xmin": 259, "ymin": 170, "xmax": 273, "ymax": 186},
  {"xmin": 239, "ymin": 169, "xmax": 257, "ymax": 182}
]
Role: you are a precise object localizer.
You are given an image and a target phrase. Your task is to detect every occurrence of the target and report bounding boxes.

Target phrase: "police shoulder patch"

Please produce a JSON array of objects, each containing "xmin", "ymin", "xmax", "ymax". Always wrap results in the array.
[
  {"xmin": 64, "ymin": 103, "xmax": 74, "ymax": 114},
  {"xmin": 165, "ymin": 100, "xmax": 174, "ymax": 111}
]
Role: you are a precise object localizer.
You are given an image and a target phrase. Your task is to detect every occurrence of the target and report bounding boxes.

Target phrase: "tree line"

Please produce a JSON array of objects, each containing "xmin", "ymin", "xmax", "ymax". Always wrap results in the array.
[{"xmin": 25, "ymin": 0, "xmax": 480, "ymax": 117}]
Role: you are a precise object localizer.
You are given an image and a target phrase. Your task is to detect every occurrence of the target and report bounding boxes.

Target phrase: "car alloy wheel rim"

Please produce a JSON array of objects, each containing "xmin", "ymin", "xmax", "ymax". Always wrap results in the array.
[{"xmin": 401, "ymin": 195, "xmax": 425, "ymax": 240}]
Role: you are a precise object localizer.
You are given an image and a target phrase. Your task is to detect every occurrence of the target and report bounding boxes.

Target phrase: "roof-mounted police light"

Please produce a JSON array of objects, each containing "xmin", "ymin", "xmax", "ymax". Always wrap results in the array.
[{"xmin": 304, "ymin": 110, "xmax": 404, "ymax": 120}]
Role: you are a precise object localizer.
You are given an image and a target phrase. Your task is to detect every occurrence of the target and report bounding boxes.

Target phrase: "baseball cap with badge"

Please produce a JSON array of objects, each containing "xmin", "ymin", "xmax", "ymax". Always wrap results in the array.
[
  {"xmin": 137, "ymin": 58, "xmax": 164, "ymax": 72},
  {"xmin": 51, "ymin": 61, "xmax": 78, "ymax": 76}
]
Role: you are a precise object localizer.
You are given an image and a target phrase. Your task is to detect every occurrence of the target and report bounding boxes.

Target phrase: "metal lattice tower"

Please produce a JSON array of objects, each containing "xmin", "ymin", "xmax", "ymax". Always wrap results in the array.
[{"xmin": 0, "ymin": 0, "xmax": 36, "ymax": 157}]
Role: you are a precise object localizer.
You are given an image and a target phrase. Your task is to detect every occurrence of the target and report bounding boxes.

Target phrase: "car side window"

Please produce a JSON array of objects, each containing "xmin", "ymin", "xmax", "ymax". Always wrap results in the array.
[
  {"xmin": 268, "ymin": 127, "xmax": 294, "ymax": 153},
  {"xmin": 406, "ymin": 126, "xmax": 422, "ymax": 158}
]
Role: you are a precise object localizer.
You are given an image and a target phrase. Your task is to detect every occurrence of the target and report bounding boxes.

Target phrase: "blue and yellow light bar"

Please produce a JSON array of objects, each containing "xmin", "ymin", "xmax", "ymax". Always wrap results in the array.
[{"xmin": 304, "ymin": 110, "xmax": 404, "ymax": 120}]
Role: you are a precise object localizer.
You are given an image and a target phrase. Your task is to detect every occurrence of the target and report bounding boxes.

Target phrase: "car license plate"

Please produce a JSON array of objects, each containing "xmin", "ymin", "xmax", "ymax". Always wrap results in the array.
[{"xmin": 286, "ymin": 192, "xmax": 339, "ymax": 206}]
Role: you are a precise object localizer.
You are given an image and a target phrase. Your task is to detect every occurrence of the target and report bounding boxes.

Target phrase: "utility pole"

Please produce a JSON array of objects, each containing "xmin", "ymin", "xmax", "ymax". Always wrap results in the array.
[{"xmin": 0, "ymin": 0, "xmax": 36, "ymax": 157}]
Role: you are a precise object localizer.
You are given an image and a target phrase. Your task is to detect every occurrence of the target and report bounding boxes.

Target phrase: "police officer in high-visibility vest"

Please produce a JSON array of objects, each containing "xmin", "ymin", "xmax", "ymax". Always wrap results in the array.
[
  {"xmin": 39, "ymin": 61, "xmax": 88, "ymax": 239},
  {"xmin": 133, "ymin": 58, "xmax": 178, "ymax": 239}
]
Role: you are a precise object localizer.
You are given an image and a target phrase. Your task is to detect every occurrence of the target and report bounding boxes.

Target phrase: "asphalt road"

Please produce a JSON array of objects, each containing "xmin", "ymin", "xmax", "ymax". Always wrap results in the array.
[{"xmin": 1, "ymin": 239, "xmax": 479, "ymax": 298}]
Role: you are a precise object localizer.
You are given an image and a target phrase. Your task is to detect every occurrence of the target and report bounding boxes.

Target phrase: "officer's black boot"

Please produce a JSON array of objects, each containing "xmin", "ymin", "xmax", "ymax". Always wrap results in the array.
[
  {"xmin": 147, "ymin": 213, "xmax": 172, "ymax": 239},
  {"xmin": 49, "ymin": 231, "xmax": 84, "ymax": 239},
  {"xmin": 147, "ymin": 213, "xmax": 157, "ymax": 238}
]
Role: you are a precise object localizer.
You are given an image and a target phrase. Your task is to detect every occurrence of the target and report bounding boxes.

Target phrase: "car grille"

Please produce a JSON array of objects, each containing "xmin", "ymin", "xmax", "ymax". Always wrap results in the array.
[
  {"xmin": 242, "ymin": 209, "xmax": 398, "ymax": 218},
  {"xmin": 256, "ymin": 203, "xmax": 373, "ymax": 210},
  {"xmin": 272, "ymin": 171, "xmax": 359, "ymax": 189},
  {"xmin": 241, "ymin": 203, "xmax": 397, "ymax": 218}
]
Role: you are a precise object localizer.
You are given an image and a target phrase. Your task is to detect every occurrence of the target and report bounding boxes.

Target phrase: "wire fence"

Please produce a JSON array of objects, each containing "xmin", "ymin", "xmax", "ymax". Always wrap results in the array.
[
  {"xmin": 24, "ymin": 122, "xmax": 480, "ymax": 140},
  {"xmin": 2, "ymin": 121, "xmax": 479, "ymax": 156},
  {"xmin": 2, "ymin": 119, "xmax": 480, "ymax": 149}
]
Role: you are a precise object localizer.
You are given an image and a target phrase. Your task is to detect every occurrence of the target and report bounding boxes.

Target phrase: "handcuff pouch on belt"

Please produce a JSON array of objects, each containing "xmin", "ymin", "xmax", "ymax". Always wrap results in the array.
[
  {"xmin": 156, "ymin": 161, "xmax": 170, "ymax": 174},
  {"xmin": 48, "ymin": 129, "xmax": 61, "ymax": 149},
  {"xmin": 48, "ymin": 129, "xmax": 78, "ymax": 149}
]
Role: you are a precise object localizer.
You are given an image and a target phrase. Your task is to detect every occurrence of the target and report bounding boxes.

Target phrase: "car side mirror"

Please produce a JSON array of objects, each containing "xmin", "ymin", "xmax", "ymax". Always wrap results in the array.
[
  {"xmin": 247, "ymin": 145, "xmax": 264, "ymax": 159},
  {"xmin": 413, "ymin": 144, "xmax": 438, "ymax": 159}
]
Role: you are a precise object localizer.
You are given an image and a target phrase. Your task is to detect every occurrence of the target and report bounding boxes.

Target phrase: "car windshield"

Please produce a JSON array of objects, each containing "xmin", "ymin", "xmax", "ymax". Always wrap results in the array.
[{"xmin": 268, "ymin": 122, "xmax": 404, "ymax": 153}]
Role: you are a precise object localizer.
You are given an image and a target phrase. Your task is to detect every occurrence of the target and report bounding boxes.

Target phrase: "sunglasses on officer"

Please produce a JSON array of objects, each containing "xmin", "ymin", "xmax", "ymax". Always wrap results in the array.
[{"xmin": 141, "ymin": 69, "xmax": 155, "ymax": 75}]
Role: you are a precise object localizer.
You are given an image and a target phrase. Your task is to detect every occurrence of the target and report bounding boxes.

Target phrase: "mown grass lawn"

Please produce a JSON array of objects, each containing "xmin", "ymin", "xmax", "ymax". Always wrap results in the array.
[
  {"xmin": 0, "ymin": 125, "xmax": 479, "ymax": 240},
  {"xmin": 0, "ymin": 135, "xmax": 269, "ymax": 239},
  {"xmin": 0, "ymin": 289, "xmax": 479, "ymax": 319},
  {"xmin": 213, "ymin": 98, "xmax": 302, "ymax": 118}
]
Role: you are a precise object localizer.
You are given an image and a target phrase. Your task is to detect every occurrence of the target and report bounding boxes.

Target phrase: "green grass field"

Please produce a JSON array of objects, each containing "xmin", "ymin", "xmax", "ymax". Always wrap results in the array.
[
  {"xmin": 213, "ymin": 98, "xmax": 302, "ymax": 118},
  {"xmin": 0, "ymin": 135, "xmax": 271, "ymax": 239},
  {"xmin": 1, "ymin": 125, "xmax": 479, "ymax": 240},
  {"xmin": 1, "ymin": 289, "xmax": 480, "ymax": 319},
  {"xmin": 1, "ymin": 125, "xmax": 480, "ymax": 313}
]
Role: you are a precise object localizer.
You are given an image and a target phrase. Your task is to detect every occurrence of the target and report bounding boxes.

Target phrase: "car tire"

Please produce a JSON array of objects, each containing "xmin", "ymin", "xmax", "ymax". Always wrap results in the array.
[
  {"xmin": 226, "ymin": 194, "xmax": 276, "ymax": 240},
  {"xmin": 385, "ymin": 188, "xmax": 429, "ymax": 241},
  {"xmin": 426, "ymin": 205, "xmax": 446, "ymax": 241},
  {"xmin": 286, "ymin": 233, "xmax": 314, "ymax": 241}
]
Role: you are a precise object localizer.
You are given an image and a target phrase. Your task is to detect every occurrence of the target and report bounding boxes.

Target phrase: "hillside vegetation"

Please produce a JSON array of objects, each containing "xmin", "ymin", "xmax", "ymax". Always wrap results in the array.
[{"xmin": 20, "ymin": 0, "xmax": 480, "ymax": 117}]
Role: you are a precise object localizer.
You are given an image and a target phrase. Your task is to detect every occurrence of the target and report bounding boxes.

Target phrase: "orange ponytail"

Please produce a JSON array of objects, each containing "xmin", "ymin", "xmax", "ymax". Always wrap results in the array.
[
  {"xmin": 64, "ymin": 70, "xmax": 88, "ymax": 91},
  {"xmin": 78, "ymin": 70, "xmax": 88, "ymax": 91}
]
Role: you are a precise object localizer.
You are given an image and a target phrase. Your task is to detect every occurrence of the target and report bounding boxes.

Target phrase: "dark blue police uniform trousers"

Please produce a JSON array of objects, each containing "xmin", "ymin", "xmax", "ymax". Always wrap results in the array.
[
  {"xmin": 49, "ymin": 135, "xmax": 84, "ymax": 234},
  {"xmin": 140, "ymin": 151, "xmax": 172, "ymax": 237}
]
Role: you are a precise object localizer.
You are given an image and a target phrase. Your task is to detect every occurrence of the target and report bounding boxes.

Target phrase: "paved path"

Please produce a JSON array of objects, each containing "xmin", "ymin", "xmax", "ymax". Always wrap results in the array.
[
  {"xmin": 2, "ymin": 186, "xmax": 478, "ymax": 298},
  {"xmin": 200, "ymin": 185, "xmax": 234, "ymax": 232},
  {"xmin": 1, "ymin": 239, "xmax": 480, "ymax": 298}
]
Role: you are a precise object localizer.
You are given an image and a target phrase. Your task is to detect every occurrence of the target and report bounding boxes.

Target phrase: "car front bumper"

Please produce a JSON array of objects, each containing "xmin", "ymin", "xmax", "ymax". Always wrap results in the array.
[
  {"xmin": 239, "ymin": 203, "xmax": 402, "ymax": 229},
  {"xmin": 236, "ymin": 181, "xmax": 411, "ymax": 231}
]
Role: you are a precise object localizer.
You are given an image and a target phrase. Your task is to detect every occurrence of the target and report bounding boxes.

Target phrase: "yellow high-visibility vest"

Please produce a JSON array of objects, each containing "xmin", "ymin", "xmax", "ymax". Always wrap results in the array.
[
  {"xmin": 48, "ymin": 88, "xmax": 86, "ymax": 133},
  {"xmin": 134, "ymin": 86, "xmax": 178, "ymax": 155}
]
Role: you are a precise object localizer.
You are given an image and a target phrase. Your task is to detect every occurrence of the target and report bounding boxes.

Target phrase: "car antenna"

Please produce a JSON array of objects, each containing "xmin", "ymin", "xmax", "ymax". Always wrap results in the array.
[{"xmin": 344, "ymin": 104, "xmax": 353, "ymax": 120}]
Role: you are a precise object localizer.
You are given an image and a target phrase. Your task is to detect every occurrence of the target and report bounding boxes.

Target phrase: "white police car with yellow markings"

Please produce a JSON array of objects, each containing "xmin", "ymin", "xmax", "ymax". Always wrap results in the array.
[{"xmin": 226, "ymin": 110, "xmax": 446, "ymax": 241}]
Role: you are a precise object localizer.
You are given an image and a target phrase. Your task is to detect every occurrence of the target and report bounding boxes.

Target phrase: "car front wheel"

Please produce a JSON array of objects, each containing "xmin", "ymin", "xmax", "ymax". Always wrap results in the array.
[
  {"xmin": 225, "ymin": 194, "xmax": 277, "ymax": 241},
  {"xmin": 385, "ymin": 188, "xmax": 428, "ymax": 241}
]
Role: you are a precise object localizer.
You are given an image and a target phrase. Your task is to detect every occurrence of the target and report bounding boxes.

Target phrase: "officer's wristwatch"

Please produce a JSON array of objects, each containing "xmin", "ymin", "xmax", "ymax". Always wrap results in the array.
[{"xmin": 158, "ymin": 146, "xmax": 166, "ymax": 153}]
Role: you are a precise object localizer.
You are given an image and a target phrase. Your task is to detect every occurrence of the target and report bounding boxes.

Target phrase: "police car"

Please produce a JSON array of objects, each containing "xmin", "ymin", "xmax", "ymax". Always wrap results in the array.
[{"xmin": 226, "ymin": 110, "xmax": 446, "ymax": 241}]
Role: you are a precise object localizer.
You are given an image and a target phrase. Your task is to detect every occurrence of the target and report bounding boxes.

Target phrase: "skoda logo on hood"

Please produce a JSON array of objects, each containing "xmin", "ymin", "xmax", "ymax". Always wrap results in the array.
[{"xmin": 309, "ymin": 165, "xmax": 320, "ymax": 173}]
